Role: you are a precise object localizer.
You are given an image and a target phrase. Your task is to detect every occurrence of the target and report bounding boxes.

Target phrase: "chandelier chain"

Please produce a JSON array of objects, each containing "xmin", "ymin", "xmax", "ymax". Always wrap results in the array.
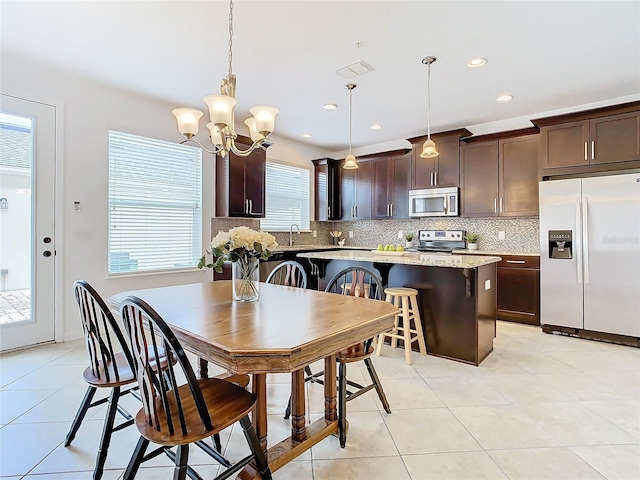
[{"xmin": 228, "ymin": 0, "xmax": 234, "ymax": 75}]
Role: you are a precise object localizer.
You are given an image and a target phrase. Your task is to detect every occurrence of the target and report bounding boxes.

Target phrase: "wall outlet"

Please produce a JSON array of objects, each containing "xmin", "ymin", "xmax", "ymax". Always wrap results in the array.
[
  {"xmin": 349, "ymin": 231, "xmax": 354, "ymax": 238},
  {"xmin": 312, "ymin": 230, "xmax": 317, "ymax": 238},
  {"xmin": 73, "ymin": 201, "xmax": 81, "ymax": 212},
  {"xmin": 498, "ymin": 231, "xmax": 506, "ymax": 241},
  {"xmin": 398, "ymin": 230, "xmax": 403, "ymax": 239}
]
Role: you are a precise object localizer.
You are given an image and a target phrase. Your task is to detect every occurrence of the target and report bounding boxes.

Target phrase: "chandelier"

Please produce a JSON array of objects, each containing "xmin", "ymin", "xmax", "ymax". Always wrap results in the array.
[
  {"xmin": 171, "ymin": 0, "xmax": 279, "ymax": 157},
  {"xmin": 420, "ymin": 56, "xmax": 439, "ymax": 158},
  {"xmin": 343, "ymin": 83, "xmax": 358, "ymax": 169}
]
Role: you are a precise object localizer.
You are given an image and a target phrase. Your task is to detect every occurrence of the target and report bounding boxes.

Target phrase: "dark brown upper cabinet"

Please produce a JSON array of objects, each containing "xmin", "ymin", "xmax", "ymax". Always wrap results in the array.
[
  {"xmin": 408, "ymin": 129, "xmax": 471, "ymax": 189},
  {"xmin": 312, "ymin": 158, "xmax": 340, "ymax": 221},
  {"xmin": 215, "ymin": 136, "xmax": 266, "ymax": 217},
  {"xmin": 461, "ymin": 130, "xmax": 540, "ymax": 218},
  {"xmin": 533, "ymin": 102, "xmax": 640, "ymax": 176},
  {"xmin": 340, "ymin": 158, "xmax": 372, "ymax": 220},
  {"xmin": 371, "ymin": 151, "xmax": 411, "ymax": 219}
]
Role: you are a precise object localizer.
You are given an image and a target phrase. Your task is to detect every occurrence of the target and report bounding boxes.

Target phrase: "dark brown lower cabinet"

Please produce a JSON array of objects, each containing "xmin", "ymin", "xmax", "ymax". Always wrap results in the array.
[{"xmin": 496, "ymin": 255, "xmax": 540, "ymax": 325}]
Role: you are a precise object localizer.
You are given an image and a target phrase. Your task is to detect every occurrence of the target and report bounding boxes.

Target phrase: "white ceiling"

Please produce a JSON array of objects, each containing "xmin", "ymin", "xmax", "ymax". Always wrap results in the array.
[{"xmin": 2, "ymin": 1, "xmax": 639, "ymax": 152}]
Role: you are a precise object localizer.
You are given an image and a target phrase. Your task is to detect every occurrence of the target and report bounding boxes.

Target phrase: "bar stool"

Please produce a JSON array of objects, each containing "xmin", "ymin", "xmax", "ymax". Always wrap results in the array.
[{"xmin": 375, "ymin": 287, "xmax": 427, "ymax": 364}]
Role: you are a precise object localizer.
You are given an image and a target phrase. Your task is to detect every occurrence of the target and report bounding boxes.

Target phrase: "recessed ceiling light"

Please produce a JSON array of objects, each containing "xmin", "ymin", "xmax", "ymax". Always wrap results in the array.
[
  {"xmin": 323, "ymin": 103, "xmax": 337, "ymax": 110},
  {"xmin": 301, "ymin": 133, "xmax": 313, "ymax": 138},
  {"xmin": 468, "ymin": 58, "xmax": 487, "ymax": 68},
  {"xmin": 370, "ymin": 124, "xmax": 383, "ymax": 130},
  {"xmin": 496, "ymin": 94, "xmax": 513, "ymax": 103}
]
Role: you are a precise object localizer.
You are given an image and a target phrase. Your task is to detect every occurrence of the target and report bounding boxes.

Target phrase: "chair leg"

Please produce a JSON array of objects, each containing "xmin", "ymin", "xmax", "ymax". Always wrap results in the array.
[
  {"xmin": 338, "ymin": 362, "xmax": 347, "ymax": 448},
  {"xmin": 123, "ymin": 437, "xmax": 149, "ymax": 480},
  {"xmin": 240, "ymin": 416, "xmax": 272, "ymax": 480},
  {"xmin": 213, "ymin": 433, "xmax": 222, "ymax": 452},
  {"xmin": 363, "ymin": 358, "xmax": 391, "ymax": 414},
  {"xmin": 284, "ymin": 395, "xmax": 292, "ymax": 420},
  {"xmin": 65, "ymin": 385, "xmax": 97, "ymax": 446},
  {"xmin": 173, "ymin": 444, "xmax": 190, "ymax": 480},
  {"xmin": 93, "ymin": 387, "xmax": 120, "ymax": 480}
]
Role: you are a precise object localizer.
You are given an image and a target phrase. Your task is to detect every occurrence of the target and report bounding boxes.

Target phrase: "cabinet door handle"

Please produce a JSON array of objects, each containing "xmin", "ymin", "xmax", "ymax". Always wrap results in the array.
[
  {"xmin": 499, "ymin": 197, "xmax": 503, "ymax": 213},
  {"xmin": 434, "ymin": 171, "xmax": 438, "ymax": 185},
  {"xmin": 249, "ymin": 199, "xmax": 253, "ymax": 215},
  {"xmin": 494, "ymin": 198, "xmax": 497, "ymax": 213},
  {"xmin": 506, "ymin": 260, "xmax": 526, "ymax": 264},
  {"xmin": 390, "ymin": 203, "xmax": 393, "ymax": 217},
  {"xmin": 591, "ymin": 140, "xmax": 595, "ymax": 160},
  {"xmin": 328, "ymin": 206, "xmax": 331, "ymax": 218},
  {"xmin": 584, "ymin": 141, "xmax": 588, "ymax": 161},
  {"xmin": 245, "ymin": 199, "xmax": 249, "ymax": 214},
  {"xmin": 430, "ymin": 172, "xmax": 434, "ymax": 186}
]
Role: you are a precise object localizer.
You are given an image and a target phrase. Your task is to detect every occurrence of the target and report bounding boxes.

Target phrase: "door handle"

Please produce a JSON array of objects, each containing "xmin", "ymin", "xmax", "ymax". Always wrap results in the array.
[
  {"xmin": 434, "ymin": 171, "xmax": 438, "ymax": 185},
  {"xmin": 499, "ymin": 198, "xmax": 503, "ymax": 213},
  {"xmin": 430, "ymin": 172, "xmax": 434, "ymax": 186},
  {"xmin": 494, "ymin": 198, "xmax": 497, "ymax": 213},
  {"xmin": 591, "ymin": 140, "xmax": 595, "ymax": 160},
  {"xmin": 390, "ymin": 203, "xmax": 393, "ymax": 217},
  {"xmin": 576, "ymin": 198, "xmax": 583, "ymax": 284},
  {"xmin": 584, "ymin": 141, "xmax": 588, "ymax": 161},
  {"xmin": 582, "ymin": 196, "xmax": 589, "ymax": 284}
]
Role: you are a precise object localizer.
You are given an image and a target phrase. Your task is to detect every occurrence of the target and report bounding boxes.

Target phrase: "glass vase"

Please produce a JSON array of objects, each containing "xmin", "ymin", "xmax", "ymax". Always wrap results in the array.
[{"xmin": 232, "ymin": 256, "xmax": 260, "ymax": 302}]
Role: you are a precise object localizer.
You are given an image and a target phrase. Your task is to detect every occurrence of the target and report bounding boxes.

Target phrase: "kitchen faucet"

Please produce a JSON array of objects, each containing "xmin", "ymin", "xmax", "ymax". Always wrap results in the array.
[{"xmin": 289, "ymin": 223, "xmax": 301, "ymax": 247}]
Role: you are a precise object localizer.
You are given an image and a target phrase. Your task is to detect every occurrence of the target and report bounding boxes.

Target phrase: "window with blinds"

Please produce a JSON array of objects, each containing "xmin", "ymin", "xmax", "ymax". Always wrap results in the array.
[
  {"xmin": 260, "ymin": 161, "xmax": 310, "ymax": 231},
  {"xmin": 108, "ymin": 131, "xmax": 202, "ymax": 274}
]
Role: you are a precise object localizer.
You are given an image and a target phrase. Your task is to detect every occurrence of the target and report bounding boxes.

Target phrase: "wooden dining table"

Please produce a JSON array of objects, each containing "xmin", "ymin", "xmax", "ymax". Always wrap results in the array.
[{"xmin": 108, "ymin": 280, "xmax": 398, "ymax": 478}]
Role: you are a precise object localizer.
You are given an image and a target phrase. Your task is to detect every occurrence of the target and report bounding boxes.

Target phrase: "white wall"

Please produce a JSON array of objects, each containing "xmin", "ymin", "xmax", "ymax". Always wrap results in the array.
[{"xmin": 0, "ymin": 54, "xmax": 322, "ymax": 341}]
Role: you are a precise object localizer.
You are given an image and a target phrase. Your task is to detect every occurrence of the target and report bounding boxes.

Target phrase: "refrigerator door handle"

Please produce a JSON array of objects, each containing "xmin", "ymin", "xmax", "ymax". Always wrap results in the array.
[
  {"xmin": 582, "ymin": 196, "xmax": 589, "ymax": 284},
  {"xmin": 576, "ymin": 198, "xmax": 583, "ymax": 284}
]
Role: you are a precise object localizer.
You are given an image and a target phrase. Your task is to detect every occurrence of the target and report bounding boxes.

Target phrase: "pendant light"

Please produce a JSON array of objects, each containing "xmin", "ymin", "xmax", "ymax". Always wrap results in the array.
[
  {"xmin": 343, "ymin": 83, "xmax": 358, "ymax": 169},
  {"xmin": 420, "ymin": 56, "xmax": 439, "ymax": 158}
]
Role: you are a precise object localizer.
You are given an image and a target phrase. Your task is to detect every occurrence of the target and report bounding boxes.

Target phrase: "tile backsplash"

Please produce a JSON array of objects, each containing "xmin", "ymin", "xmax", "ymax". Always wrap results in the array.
[{"xmin": 210, "ymin": 217, "xmax": 540, "ymax": 254}]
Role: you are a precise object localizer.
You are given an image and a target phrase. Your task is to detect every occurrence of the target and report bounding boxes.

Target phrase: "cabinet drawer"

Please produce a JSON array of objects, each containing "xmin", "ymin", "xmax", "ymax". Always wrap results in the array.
[{"xmin": 497, "ymin": 255, "xmax": 540, "ymax": 269}]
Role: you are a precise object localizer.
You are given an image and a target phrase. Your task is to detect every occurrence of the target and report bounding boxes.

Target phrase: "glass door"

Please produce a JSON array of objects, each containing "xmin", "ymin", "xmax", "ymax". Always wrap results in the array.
[{"xmin": 0, "ymin": 94, "xmax": 56, "ymax": 351}]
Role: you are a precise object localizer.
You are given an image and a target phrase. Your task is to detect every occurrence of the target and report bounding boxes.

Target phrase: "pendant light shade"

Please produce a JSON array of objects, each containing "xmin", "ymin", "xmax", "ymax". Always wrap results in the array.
[
  {"xmin": 421, "ymin": 138, "xmax": 438, "ymax": 158},
  {"xmin": 343, "ymin": 154, "xmax": 358, "ymax": 169},
  {"xmin": 343, "ymin": 83, "xmax": 358, "ymax": 169},
  {"xmin": 420, "ymin": 56, "xmax": 439, "ymax": 159}
]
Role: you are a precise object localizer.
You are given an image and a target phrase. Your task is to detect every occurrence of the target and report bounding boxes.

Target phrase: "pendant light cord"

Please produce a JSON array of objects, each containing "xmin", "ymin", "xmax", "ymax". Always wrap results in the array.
[
  {"xmin": 228, "ymin": 0, "xmax": 234, "ymax": 75},
  {"xmin": 349, "ymin": 88, "xmax": 353, "ymax": 155},
  {"xmin": 427, "ymin": 62, "xmax": 432, "ymax": 139}
]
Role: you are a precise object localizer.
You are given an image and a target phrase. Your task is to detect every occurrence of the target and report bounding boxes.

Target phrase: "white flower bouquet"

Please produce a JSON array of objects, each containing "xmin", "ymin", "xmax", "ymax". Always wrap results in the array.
[{"xmin": 198, "ymin": 226, "xmax": 278, "ymax": 273}]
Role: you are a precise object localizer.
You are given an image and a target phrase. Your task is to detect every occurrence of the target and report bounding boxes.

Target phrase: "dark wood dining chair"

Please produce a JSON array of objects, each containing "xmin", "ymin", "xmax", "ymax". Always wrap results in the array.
[
  {"xmin": 324, "ymin": 266, "xmax": 392, "ymax": 447},
  {"xmin": 65, "ymin": 280, "xmax": 148, "ymax": 480},
  {"xmin": 120, "ymin": 296, "xmax": 272, "ymax": 480},
  {"xmin": 265, "ymin": 260, "xmax": 317, "ymax": 419},
  {"xmin": 265, "ymin": 260, "xmax": 308, "ymax": 288}
]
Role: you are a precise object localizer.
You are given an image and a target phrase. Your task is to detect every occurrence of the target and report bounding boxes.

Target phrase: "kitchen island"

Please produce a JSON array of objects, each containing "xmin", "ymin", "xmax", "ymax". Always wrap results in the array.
[{"xmin": 297, "ymin": 250, "xmax": 501, "ymax": 366}]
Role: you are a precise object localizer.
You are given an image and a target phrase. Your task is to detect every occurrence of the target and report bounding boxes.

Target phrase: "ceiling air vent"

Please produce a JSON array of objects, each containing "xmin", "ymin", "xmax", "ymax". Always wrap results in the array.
[{"xmin": 336, "ymin": 61, "xmax": 375, "ymax": 79}]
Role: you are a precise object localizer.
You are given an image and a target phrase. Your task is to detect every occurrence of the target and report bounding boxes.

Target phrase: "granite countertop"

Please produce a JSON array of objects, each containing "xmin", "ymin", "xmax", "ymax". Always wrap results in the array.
[
  {"xmin": 272, "ymin": 244, "xmax": 371, "ymax": 253},
  {"xmin": 297, "ymin": 249, "xmax": 501, "ymax": 269},
  {"xmin": 453, "ymin": 249, "xmax": 540, "ymax": 256}
]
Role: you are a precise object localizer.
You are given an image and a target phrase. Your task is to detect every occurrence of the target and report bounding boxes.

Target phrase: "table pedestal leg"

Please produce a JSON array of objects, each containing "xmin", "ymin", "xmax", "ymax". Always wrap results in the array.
[
  {"xmin": 324, "ymin": 355, "xmax": 337, "ymax": 422},
  {"xmin": 251, "ymin": 373, "xmax": 268, "ymax": 453},
  {"xmin": 291, "ymin": 369, "xmax": 307, "ymax": 442}
]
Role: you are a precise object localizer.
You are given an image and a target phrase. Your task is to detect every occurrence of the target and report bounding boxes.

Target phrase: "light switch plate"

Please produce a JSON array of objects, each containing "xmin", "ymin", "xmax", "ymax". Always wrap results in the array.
[
  {"xmin": 349, "ymin": 231, "xmax": 354, "ymax": 238},
  {"xmin": 498, "ymin": 231, "xmax": 506, "ymax": 241},
  {"xmin": 398, "ymin": 231, "xmax": 403, "ymax": 239},
  {"xmin": 312, "ymin": 230, "xmax": 317, "ymax": 238},
  {"xmin": 485, "ymin": 279, "xmax": 491, "ymax": 290}
]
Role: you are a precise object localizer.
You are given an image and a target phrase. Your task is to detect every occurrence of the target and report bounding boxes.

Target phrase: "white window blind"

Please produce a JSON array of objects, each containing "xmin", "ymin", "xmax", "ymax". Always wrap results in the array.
[
  {"xmin": 261, "ymin": 161, "xmax": 310, "ymax": 231},
  {"xmin": 108, "ymin": 131, "xmax": 202, "ymax": 273}
]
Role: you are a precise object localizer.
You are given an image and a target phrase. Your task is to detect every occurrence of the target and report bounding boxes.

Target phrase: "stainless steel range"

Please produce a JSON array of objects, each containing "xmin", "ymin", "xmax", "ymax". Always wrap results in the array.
[{"xmin": 416, "ymin": 230, "xmax": 466, "ymax": 253}]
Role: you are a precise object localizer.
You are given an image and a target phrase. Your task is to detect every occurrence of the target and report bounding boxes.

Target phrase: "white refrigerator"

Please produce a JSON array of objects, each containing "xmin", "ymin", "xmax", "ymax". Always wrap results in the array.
[{"xmin": 539, "ymin": 173, "xmax": 640, "ymax": 338}]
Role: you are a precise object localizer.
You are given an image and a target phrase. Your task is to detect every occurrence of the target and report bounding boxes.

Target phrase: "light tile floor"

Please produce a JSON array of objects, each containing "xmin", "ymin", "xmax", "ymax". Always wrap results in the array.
[{"xmin": 0, "ymin": 321, "xmax": 638, "ymax": 479}]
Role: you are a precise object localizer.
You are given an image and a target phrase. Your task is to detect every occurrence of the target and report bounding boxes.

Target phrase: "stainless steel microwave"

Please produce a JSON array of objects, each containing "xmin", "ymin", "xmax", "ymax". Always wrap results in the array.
[{"xmin": 409, "ymin": 187, "xmax": 459, "ymax": 217}]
